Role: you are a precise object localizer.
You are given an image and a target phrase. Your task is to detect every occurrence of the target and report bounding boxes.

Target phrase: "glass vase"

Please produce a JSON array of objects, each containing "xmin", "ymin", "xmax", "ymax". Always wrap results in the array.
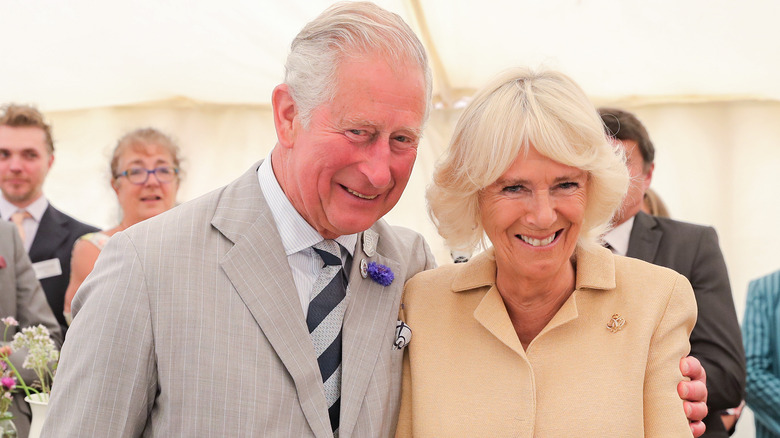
[{"xmin": 0, "ymin": 412, "xmax": 17, "ymax": 437}]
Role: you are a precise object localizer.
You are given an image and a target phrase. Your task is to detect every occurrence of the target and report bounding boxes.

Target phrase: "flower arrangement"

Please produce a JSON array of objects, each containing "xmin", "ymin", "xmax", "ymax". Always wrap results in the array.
[
  {"xmin": 0, "ymin": 361, "xmax": 15, "ymax": 417},
  {"xmin": 0, "ymin": 317, "xmax": 59, "ymax": 400}
]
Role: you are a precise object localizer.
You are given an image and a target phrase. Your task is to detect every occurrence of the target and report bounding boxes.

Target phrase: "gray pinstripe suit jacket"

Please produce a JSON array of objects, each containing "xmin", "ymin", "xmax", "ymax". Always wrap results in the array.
[
  {"xmin": 0, "ymin": 220, "xmax": 62, "ymax": 438},
  {"xmin": 41, "ymin": 162, "xmax": 435, "ymax": 437}
]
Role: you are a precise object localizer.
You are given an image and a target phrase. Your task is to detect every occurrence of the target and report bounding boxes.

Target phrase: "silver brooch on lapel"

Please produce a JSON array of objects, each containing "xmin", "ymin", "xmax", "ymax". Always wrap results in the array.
[
  {"xmin": 606, "ymin": 313, "xmax": 626, "ymax": 333},
  {"xmin": 362, "ymin": 229, "xmax": 378, "ymax": 257}
]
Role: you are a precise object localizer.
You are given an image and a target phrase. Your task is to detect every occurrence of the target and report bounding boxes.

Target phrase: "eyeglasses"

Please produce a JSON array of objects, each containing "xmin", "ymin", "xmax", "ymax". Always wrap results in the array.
[{"xmin": 115, "ymin": 166, "xmax": 179, "ymax": 185}]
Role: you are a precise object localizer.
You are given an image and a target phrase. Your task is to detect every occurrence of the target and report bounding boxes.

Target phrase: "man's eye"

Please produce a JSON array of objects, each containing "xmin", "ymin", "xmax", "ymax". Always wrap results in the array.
[
  {"xmin": 347, "ymin": 129, "xmax": 367, "ymax": 137},
  {"xmin": 0, "ymin": 151, "xmax": 8, "ymax": 159},
  {"xmin": 393, "ymin": 135, "xmax": 419, "ymax": 147},
  {"xmin": 22, "ymin": 152, "xmax": 38, "ymax": 159}
]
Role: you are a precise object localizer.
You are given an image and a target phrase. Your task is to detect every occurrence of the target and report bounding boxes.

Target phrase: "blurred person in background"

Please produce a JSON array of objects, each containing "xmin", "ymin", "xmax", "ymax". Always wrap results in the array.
[
  {"xmin": 600, "ymin": 107, "xmax": 745, "ymax": 437},
  {"xmin": 0, "ymin": 104, "xmax": 98, "ymax": 336},
  {"xmin": 63, "ymin": 128, "xmax": 182, "ymax": 324},
  {"xmin": 642, "ymin": 187, "xmax": 670, "ymax": 218},
  {"xmin": 743, "ymin": 270, "xmax": 780, "ymax": 438}
]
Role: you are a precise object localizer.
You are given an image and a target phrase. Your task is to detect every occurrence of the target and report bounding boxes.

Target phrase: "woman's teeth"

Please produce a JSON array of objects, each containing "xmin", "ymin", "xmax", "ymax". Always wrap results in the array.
[{"xmin": 519, "ymin": 233, "xmax": 555, "ymax": 247}]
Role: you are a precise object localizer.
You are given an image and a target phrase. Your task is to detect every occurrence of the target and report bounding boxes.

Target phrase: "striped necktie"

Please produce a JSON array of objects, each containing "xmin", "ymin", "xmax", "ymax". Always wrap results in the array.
[{"xmin": 307, "ymin": 240, "xmax": 347, "ymax": 436}]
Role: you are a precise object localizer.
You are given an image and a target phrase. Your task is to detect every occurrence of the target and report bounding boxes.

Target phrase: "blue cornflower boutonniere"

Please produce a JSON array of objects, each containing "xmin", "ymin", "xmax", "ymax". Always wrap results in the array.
[{"xmin": 367, "ymin": 262, "xmax": 394, "ymax": 286}]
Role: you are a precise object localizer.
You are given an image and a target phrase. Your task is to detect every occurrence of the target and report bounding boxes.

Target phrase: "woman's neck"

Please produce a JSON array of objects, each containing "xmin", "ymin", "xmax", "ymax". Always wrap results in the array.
[
  {"xmin": 106, "ymin": 220, "xmax": 132, "ymax": 237},
  {"xmin": 495, "ymin": 259, "xmax": 577, "ymax": 349}
]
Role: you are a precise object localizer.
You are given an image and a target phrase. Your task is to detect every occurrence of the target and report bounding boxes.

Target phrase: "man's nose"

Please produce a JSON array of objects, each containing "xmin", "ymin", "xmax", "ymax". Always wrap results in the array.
[{"xmin": 360, "ymin": 138, "xmax": 392, "ymax": 188}]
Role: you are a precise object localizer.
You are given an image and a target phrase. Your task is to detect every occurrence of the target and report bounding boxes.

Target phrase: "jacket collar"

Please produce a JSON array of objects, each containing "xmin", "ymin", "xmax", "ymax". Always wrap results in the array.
[{"xmin": 452, "ymin": 245, "xmax": 616, "ymax": 293}]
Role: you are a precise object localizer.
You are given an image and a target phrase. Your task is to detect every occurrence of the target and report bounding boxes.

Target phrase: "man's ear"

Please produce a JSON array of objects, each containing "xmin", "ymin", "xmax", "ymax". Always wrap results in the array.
[
  {"xmin": 272, "ymin": 84, "xmax": 298, "ymax": 149},
  {"xmin": 643, "ymin": 162, "xmax": 655, "ymax": 191}
]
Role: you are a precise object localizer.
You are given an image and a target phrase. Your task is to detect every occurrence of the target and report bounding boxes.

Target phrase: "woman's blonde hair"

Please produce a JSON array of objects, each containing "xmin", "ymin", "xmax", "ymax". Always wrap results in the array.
[{"xmin": 427, "ymin": 67, "xmax": 629, "ymax": 254}]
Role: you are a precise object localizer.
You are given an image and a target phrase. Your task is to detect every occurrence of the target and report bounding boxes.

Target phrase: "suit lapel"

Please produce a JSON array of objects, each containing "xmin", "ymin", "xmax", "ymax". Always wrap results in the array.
[
  {"xmin": 339, "ymin": 227, "xmax": 402, "ymax": 437},
  {"xmin": 626, "ymin": 212, "xmax": 662, "ymax": 263},
  {"xmin": 28, "ymin": 205, "xmax": 67, "ymax": 262},
  {"xmin": 214, "ymin": 162, "xmax": 331, "ymax": 438}
]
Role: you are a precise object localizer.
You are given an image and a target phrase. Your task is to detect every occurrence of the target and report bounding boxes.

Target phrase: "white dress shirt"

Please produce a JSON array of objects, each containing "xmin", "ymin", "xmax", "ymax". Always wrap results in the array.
[
  {"xmin": 0, "ymin": 194, "xmax": 49, "ymax": 252},
  {"xmin": 603, "ymin": 215, "xmax": 635, "ymax": 256},
  {"xmin": 257, "ymin": 156, "xmax": 357, "ymax": 317}
]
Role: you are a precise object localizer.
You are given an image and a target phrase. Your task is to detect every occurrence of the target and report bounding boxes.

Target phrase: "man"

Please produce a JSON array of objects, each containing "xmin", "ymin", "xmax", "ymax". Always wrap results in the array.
[
  {"xmin": 42, "ymin": 4, "xmax": 708, "ymax": 437},
  {"xmin": 743, "ymin": 269, "xmax": 780, "ymax": 438},
  {"xmin": 600, "ymin": 107, "xmax": 745, "ymax": 437},
  {"xmin": 0, "ymin": 104, "xmax": 99, "ymax": 335},
  {"xmin": 0, "ymin": 220, "xmax": 63, "ymax": 438}
]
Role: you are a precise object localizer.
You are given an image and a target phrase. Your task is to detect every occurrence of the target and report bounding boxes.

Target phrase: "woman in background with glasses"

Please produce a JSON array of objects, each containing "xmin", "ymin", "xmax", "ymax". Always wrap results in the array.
[{"xmin": 63, "ymin": 128, "xmax": 183, "ymax": 324}]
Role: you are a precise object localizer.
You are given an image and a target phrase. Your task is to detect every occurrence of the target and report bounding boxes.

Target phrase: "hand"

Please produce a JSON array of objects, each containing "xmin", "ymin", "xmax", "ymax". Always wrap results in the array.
[{"xmin": 678, "ymin": 356, "xmax": 708, "ymax": 437}]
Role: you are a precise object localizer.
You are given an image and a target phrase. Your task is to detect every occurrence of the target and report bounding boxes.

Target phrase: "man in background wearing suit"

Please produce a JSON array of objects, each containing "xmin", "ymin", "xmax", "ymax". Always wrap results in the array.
[
  {"xmin": 43, "ymin": 4, "xmax": 709, "ymax": 437},
  {"xmin": 600, "ymin": 107, "xmax": 745, "ymax": 437},
  {"xmin": 0, "ymin": 104, "xmax": 99, "ymax": 336},
  {"xmin": 0, "ymin": 220, "xmax": 63, "ymax": 438}
]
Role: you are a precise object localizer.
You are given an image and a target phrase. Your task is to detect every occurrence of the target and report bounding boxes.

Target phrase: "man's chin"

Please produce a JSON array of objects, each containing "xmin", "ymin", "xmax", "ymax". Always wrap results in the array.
[
  {"xmin": 1, "ymin": 191, "xmax": 33, "ymax": 204},
  {"xmin": 328, "ymin": 216, "xmax": 383, "ymax": 238}
]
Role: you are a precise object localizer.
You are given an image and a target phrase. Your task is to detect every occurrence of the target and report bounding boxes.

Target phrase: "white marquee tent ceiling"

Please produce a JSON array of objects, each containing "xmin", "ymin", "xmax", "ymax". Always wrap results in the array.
[{"xmin": 2, "ymin": 0, "xmax": 779, "ymax": 111}]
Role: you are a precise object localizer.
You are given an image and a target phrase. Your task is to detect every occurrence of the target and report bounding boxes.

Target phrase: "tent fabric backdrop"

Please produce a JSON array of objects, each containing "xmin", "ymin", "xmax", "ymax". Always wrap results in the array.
[{"xmin": 4, "ymin": 2, "xmax": 779, "ymax": 436}]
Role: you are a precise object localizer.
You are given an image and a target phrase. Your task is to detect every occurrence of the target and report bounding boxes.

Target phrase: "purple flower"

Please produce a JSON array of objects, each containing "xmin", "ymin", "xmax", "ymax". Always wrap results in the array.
[
  {"xmin": 1, "ymin": 377, "xmax": 15, "ymax": 390},
  {"xmin": 367, "ymin": 262, "xmax": 394, "ymax": 286}
]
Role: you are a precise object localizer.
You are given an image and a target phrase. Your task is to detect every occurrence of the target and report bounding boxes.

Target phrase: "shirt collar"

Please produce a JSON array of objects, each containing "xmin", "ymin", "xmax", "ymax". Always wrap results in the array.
[
  {"xmin": 0, "ymin": 194, "xmax": 48, "ymax": 222},
  {"xmin": 603, "ymin": 215, "xmax": 635, "ymax": 256},
  {"xmin": 257, "ymin": 155, "xmax": 357, "ymax": 257}
]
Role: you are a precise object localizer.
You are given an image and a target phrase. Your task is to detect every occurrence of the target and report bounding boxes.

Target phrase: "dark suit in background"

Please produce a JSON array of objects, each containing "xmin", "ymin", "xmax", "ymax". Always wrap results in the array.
[
  {"xmin": 27, "ymin": 204, "xmax": 98, "ymax": 335},
  {"xmin": 627, "ymin": 211, "xmax": 745, "ymax": 437}
]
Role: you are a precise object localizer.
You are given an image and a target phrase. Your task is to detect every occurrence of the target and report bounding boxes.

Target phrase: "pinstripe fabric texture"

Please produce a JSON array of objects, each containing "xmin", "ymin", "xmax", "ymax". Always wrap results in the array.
[
  {"xmin": 744, "ymin": 270, "xmax": 780, "ymax": 438},
  {"xmin": 0, "ymin": 221, "xmax": 63, "ymax": 438},
  {"xmin": 41, "ymin": 161, "xmax": 437, "ymax": 438}
]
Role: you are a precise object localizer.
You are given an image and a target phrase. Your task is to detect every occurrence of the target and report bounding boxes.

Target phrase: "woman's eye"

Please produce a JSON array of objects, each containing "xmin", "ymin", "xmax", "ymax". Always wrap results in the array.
[
  {"xmin": 554, "ymin": 182, "xmax": 581, "ymax": 194},
  {"xmin": 502, "ymin": 185, "xmax": 526, "ymax": 193}
]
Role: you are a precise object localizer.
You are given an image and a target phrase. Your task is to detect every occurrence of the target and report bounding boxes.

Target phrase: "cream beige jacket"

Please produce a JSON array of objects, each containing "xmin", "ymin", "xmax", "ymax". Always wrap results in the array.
[{"xmin": 397, "ymin": 246, "xmax": 696, "ymax": 437}]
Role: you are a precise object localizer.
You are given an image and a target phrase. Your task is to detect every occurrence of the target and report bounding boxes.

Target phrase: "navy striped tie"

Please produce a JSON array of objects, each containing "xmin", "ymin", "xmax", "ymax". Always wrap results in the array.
[{"xmin": 308, "ymin": 240, "xmax": 347, "ymax": 436}]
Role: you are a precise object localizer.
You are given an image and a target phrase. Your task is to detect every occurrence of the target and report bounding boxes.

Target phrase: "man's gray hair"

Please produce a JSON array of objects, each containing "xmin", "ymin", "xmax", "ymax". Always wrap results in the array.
[{"xmin": 285, "ymin": 1, "xmax": 432, "ymax": 128}]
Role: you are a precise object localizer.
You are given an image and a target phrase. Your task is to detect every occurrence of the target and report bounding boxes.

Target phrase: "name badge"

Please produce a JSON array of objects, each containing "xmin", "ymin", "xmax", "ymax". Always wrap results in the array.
[{"xmin": 32, "ymin": 258, "xmax": 62, "ymax": 280}]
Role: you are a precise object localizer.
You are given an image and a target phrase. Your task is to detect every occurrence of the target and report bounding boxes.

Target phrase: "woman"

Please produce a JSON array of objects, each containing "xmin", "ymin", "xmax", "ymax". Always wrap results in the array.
[
  {"xmin": 63, "ymin": 128, "xmax": 182, "ymax": 323},
  {"xmin": 397, "ymin": 69, "xmax": 697, "ymax": 436}
]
